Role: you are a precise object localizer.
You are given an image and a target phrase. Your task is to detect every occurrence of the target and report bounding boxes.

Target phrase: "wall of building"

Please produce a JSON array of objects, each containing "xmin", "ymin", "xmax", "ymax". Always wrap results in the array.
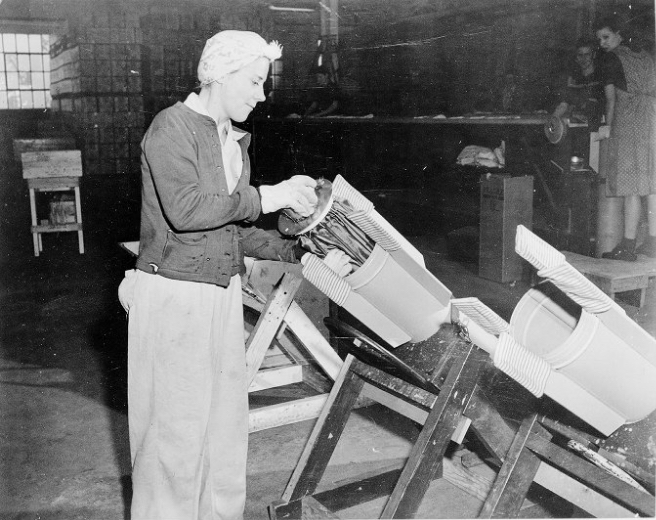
[
  {"xmin": 0, "ymin": 0, "xmax": 287, "ymax": 241},
  {"xmin": 0, "ymin": 0, "xmax": 652, "ymax": 243}
]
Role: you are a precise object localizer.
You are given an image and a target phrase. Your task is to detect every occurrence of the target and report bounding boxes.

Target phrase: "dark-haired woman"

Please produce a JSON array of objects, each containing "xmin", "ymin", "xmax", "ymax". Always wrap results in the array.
[{"xmin": 595, "ymin": 17, "xmax": 656, "ymax": 261}]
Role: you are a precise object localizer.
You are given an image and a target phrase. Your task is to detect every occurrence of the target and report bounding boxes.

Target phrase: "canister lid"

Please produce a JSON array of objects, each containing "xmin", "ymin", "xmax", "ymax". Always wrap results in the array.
[{"xmin": 278, "ymin": 177, "xmax": 334, "ymax": 236}]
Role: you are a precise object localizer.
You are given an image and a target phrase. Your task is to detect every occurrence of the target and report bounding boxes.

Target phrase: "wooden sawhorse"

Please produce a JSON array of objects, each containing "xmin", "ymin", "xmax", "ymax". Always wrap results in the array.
[
  {"xmin": 118, "ymin": 241, "xmax": 343, "ymax": 434},
  {"xmin": 270, "ymin": 321, "xmax": 487, "ymax": 519},
  {"xmin": 243, "ymin": 269, "xmax": 343, "ymax": 433},
  {"xmin": 270, "ymin": 318, "xmax": 656, "ymax": 519}
]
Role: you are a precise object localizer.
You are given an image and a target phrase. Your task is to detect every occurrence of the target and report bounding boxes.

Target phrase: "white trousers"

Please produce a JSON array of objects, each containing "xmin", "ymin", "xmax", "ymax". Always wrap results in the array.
[{"xmin": 119, "ymin": 270, "xmax": 248, "ymax": 520}]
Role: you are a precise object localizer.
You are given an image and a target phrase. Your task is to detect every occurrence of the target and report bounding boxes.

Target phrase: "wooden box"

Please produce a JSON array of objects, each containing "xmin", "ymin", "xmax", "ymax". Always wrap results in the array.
[
  {"xmin": 20, "ymin": 150, "xmax": 83, "ymax": 179},
  {"xmin": 479, "ymin": 174, "xmax": 533, "ymax": 283},
  {"xmin": 49, "ymin": 196, "xmax": 77, "ymax": 225}
]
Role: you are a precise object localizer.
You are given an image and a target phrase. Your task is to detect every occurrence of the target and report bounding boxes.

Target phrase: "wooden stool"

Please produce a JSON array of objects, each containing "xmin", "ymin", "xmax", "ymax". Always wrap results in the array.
[
  {"xmin": 270, "ymin": 321, "xmax": 487, "ymax": 519},
  {"xmin": 21, "ymin": 150, "xmax": 84, "ymax": 257}
]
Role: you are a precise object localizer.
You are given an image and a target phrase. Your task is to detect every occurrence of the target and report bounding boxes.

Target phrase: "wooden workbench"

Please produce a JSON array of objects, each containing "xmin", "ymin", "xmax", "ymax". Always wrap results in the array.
[{"xmin": 250, "ymin": 114, "xmax": 593, "ymax": 253}]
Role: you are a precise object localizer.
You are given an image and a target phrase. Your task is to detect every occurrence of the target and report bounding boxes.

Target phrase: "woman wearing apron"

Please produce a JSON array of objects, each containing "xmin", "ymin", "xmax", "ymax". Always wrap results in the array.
[
  {"xmin": 119, "ymin": 31, "xmax": 319, "ymax": 519},
  {"xmin": 596, "ymin": 16, "xmax": 656, "ymax": 261}
]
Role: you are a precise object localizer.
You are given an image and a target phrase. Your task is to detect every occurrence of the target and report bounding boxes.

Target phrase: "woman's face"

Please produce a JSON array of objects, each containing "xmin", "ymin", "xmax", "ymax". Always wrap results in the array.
[
  {"xmin": 575, "ymin": 46, "xmax": 594, "ymax": 70},
  {"xmin": 596, "ymin": 27, "xmax": 622, "ymax": 52},
  {"xmin": 216, "ymin": 57, "xmax": 269, "ymax": 122}
]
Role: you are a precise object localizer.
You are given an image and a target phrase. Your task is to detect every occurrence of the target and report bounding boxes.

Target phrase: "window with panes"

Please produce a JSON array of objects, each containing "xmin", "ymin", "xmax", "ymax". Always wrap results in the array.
[{"xmin": 0, "ymin": 33, "xmax": 51, "ymax": 109}]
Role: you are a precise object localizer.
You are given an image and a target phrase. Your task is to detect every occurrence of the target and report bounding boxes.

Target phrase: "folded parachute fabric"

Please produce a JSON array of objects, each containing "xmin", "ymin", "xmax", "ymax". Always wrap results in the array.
[{"xmin": 456, "ymin": 141, "xmax": 505, "ymax": 168}]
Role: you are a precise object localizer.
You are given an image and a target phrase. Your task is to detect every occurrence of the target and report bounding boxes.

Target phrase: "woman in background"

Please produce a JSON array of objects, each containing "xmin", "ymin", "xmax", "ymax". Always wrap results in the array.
[
  {"xmin": 596, "ymin": 16, "xmax": 656, "ymax": 261},
  {"xmin": 303, "ymin": 65, "xmax": 341, "ymax": 117},
  {"xmin": 552, "ymin": 39, "xmax": 604, "ymax": 130}
]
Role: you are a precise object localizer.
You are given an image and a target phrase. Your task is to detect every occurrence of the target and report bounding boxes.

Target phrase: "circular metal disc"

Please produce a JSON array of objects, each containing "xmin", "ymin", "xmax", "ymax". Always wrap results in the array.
[
  {"xmin": 544, "ymin": 115, "xmax": 568, "ymax": 144},
  {"xmin": 277, "ymin": 178, "xmax": 333, "ymax": 236}
]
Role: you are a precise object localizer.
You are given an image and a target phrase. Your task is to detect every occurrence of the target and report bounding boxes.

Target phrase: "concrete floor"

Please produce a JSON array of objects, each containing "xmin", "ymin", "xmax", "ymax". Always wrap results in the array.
[{"xmin": 1, "ymin": 217, "xmax": 654, "ymax": 519}]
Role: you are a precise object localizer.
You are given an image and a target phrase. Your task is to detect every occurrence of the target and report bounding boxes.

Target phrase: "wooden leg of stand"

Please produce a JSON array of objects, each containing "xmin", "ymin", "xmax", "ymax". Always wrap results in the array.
[
  {"xmin": 271, "ymin": 356, "xmax": 364, "ymax": 519},
  {"xmin": 479, "ymin": 414, "xmax": 541, "ymax": 518},
  {"xmin": 29, "ymin": 188, "xmax": 39, "ymax": 257},
  {"xmin": 270, "ymin": 496, "xmax": 339, "ymax": 520},
  {"xmin": 74, "ymin": 186, "xmax": 84, "ymax": 254},
  {"xmin": 466, "ymin": 392, "xmax": 647, "ymax": 518},
  {"xmin": 283, "ymin": 355, "xmax": 364, "ymax": 503},
  {"xmin": 526, "ymin": 434, "xmax": 656, "ymax": 517},
  {"xmin": 245, "ymin": 273, "xmax": 302, "ymax": 387},
  {"xmin": 381, "ymin": 343, "xmax": 486, "ymax": 519}
]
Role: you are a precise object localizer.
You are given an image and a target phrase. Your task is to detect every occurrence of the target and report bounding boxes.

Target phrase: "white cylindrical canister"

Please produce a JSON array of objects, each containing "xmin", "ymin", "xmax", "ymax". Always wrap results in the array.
[
  {"xmin": 511, "ymin": 286, "xmax": 656, "ymax": 423},
  {"xmin": 346, "ymin": 245, "xmax": 449, "ymax": 342}
]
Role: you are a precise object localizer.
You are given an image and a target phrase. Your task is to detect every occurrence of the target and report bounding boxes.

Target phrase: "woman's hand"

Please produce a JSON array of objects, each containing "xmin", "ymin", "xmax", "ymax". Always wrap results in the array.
[
  {"xmin": 259, "ymin": 175, "xmax": 318, "ymax": 216},
  {"xmin": 322, "ymin": 249, "xmax": 353, "ymax": 277},
  {"xmin": 301, "ymin": 249, "xmax": 353, "ymax": 278}
]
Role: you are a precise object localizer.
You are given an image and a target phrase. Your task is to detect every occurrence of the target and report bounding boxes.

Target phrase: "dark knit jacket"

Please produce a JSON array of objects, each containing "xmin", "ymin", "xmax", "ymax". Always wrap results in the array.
[{"xmin": 136, "ymin": 101, "xmax": 299, "ymax": 286}]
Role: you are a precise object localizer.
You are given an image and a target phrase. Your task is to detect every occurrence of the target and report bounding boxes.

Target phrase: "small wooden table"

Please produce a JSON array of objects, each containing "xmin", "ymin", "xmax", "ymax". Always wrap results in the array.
[
  {"xmin": 563, "ymin": 251, "xmax": 656, "ymax": 307},
  {"xmin": 21, "ymin": 150, "xmax": 84, "ymax": 257}
]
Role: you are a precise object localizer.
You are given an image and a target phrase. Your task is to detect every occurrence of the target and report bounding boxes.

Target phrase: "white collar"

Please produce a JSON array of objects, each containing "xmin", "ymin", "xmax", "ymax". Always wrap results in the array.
[{"xmin": 184, "ymin": 93, "xmax": 247, "ymax": 142}]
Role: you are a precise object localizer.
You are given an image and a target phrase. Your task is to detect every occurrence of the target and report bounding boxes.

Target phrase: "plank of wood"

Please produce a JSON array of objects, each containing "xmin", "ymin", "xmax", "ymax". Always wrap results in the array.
[
  {"xmin": 526, "ymin": 432, "xmax": 655, "ymax": 517},
  {"xmin": 283, "ymin": 302, "xmax": 342, "ymax": 380},
  {"xmin": 465, "ymin": 388, "xmax": 635, "ymax": 517},
  {"xmin": 32, "ymin": 223, "xmax": 82, "ymax": 233},
  {"xmin": 445, "ymin": 457, "xmax": 494, "ymax": 503},
  {"xmin": 355, "ymin": 364, "xmax": 437, "ymax": 410},
  {"xmin": 27, "ymin": 176, "xmax": 80, "ymax": 190},
  {"xmin": 258, "ymin": 349, "xmax": 292, "ymax": 370},
  {"xmin": 248, "ymin": 394, "xmax": 328, "ymax": 433},
  {"xmin": 305, "ymin": 456, "xmax": 494, "ymax": 515},
  {"xmin": 245, "ymin": 273, "xmax": 302, "ymax": 386},
  {"xmin": 479, "ymin": 415, "xmax": 542, "ymax": 518},
  {"xmin": 301, "ymin": 496, "xmax": 340, "ymax": 519},
  {"xmin": 281, "ymin": 356, "xmax": 364, "ymax": 503},
  {"xmin": 249, "ymin": 365, "xmax": 303, "ymax": 393},
  {"xmin": 243, "ymin": 292, "xmax": 342, "ymax": 382},
  {"xmin": 382, "ymin": 344, "xmax": 484, "ymax": 519},
  {"xmin": 21, "ymin": 150, "xmax": 83, "ymax": 179},
  {"xmin": 13, "ymin": 137, "xmax": 76, "ymax": 162},
  {"xmin": 533, "ymin": 463, "xmax": 636, "ymax": 518}
]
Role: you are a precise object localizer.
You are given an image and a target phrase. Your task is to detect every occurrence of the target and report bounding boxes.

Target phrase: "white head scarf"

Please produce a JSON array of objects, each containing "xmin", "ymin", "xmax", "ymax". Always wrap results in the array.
[{"xmin": 197, "ymin": 30, "xmax": 282, "ymax": 87}]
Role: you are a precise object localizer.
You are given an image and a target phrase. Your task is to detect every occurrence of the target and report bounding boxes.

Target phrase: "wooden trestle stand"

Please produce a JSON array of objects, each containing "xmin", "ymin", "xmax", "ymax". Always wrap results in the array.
[
  {"xmin": 241, "ymin": 263, "xmax": 342, "ymax": 433},
  {"xmin": 119, "ymin": 242, "xmax": 343, "ymax": 434},
  {"xmin": 269, "ymin": 319, "xmax": 656, "ymax": 519},
  {"xmin": 270, "ymin": 321, "xmax": 487, "ymax": 520}
]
